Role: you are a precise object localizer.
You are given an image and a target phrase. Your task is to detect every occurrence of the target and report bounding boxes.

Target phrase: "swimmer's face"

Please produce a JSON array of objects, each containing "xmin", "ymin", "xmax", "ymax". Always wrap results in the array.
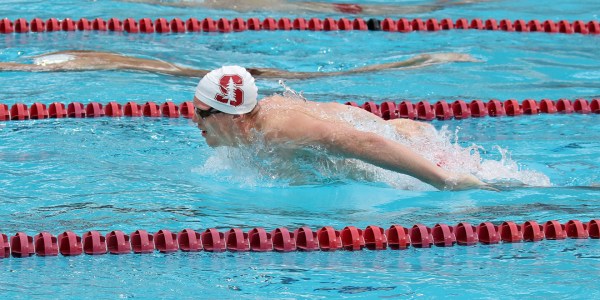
[{"xmin": 192, "ymin": 97, "xmax": 239, "ymax": 147}]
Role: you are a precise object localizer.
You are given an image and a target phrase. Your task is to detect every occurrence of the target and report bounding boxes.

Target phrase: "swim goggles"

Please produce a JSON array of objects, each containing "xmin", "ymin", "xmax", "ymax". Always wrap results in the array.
[{"xmin": 195, "ymin": 106, "xmax": 223, "ymax": 119}]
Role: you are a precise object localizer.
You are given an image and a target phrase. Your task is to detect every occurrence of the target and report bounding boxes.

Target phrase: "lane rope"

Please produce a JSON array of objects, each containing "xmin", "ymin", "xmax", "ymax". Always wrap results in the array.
[
  {"xmin": 0, "ymin": 17, "xmax": 599, "ymax": 35},
  {"xmin": 2, "ymin": 219, "xmax": 598, "ymax": 257},
  {"xmin": 1, "ymin": 98, "xmax": 598, "ymax": 122}
]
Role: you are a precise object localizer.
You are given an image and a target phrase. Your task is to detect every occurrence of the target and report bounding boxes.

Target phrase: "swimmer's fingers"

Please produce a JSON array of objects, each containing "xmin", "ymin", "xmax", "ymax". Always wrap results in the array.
[
  {"xmin": 482, "ymin": 181, "xmax": 531, "ymax": 192},
  {"xmin": 444, "ymin": 174, "xmax": 489, "ymax": 191},
  {"xmin": 478, "ymin": 184, "xmax": 501, "ymax": 192},
  {"xmin": 449, "ymin": 53, "xmax": 482, "ymax": 63},
  {"xmin": 425, "ymin": 53, "xmax": 482, "ymax": 64}
]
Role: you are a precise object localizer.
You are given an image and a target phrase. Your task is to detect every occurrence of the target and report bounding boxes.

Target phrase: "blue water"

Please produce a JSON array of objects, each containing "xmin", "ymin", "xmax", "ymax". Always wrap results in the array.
[{"xmin": 1, "ymin": 0, "xmax": 600, "ymax": 299}]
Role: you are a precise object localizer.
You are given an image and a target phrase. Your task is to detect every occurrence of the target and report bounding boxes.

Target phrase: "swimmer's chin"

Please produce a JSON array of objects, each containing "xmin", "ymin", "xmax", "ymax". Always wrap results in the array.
[
  {"xmin": 202, "ymin": 133, "xmax": 220, "ymax": 147},
  {"xmin": 204, "ymin": 138, "xmax": 220, "ymax": 148},
  {"xmin": 204, "ymin": 137, "xmax": 238, "ymax": 148}
]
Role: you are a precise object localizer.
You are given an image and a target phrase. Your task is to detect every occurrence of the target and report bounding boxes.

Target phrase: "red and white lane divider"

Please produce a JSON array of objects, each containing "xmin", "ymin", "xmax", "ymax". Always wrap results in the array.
[
  {"xmin": 0, "ymin": 101, "xmax": 195, "ymax": 121},
  {"xmin": 1, "ymin": 220, "xmax": 598, "ymax": 258},
  {"xmin": 0, "ymin": 17, "xmax": 599, "ymax": 35},
  {"xmin": 1, "ymin": 98, "xmax": 598, "ymax": 122},
  {"xmin": 348, "ymin": 98, "xmax": 600, "ymax": 120}
]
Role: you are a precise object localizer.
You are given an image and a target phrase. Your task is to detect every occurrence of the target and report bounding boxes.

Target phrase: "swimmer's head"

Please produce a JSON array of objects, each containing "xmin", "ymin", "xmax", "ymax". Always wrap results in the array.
[{"xmin": 194, "ymin": 66, "xmax": 258, "ymax": 115}]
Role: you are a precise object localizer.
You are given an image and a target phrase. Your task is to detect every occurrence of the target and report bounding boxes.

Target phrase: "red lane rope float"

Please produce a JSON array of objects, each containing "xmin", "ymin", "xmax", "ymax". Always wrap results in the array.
[
  {"xmin": 0, "ymin": 101, "xmax": 193, "ymax": 121},
  {"xmin": 346, "ymin": 98, "xmax": 600, "ymax": 121},
  {"xmin": 1, "ymin": 17, "xmax": 600, "ymax": 35},
  {"xmin": 1, "ymin": 98, "xmax": 598, "ymax": 122},
  {"xmin": 1, "ymin": 219, "xmax": 598, "ymax": 258}
]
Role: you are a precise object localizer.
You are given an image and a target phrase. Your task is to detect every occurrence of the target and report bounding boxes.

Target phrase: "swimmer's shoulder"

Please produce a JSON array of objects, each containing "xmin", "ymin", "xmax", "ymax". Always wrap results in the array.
[{"xmin": 260, "ymin": 94, "xmax": 288, "ymax": 105}]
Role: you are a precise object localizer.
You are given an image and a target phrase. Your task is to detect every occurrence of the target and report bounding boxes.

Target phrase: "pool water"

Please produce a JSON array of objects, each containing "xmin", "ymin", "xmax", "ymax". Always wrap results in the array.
[{"xmin": 1, "ymin": 0, "xmax": 599, "ymax": 298}]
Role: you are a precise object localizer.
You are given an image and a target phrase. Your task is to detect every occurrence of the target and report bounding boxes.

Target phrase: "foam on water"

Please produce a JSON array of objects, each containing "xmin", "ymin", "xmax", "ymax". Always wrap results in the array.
[{"xmin": 421, "ymin": 126, "xmax": 552, "ymax": 187}]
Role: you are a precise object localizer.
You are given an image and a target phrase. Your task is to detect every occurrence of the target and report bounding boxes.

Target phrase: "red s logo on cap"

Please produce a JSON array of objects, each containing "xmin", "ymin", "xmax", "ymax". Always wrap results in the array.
[{"xmin": 214, "ymin": 75, "xmax": 244, "ymax": 107}]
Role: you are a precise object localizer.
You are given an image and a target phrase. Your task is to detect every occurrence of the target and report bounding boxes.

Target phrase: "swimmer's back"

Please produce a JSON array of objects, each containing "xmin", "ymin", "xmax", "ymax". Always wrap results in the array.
[{"xmin": 258, "ymin": 95, "xmax": 384, "ymax": 127}]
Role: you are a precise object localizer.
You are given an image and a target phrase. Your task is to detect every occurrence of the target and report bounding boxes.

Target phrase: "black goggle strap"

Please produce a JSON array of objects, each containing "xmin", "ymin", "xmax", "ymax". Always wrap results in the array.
[{"xmin": 195, "ymin": 107, "xmax": 221, "ymax": 118}]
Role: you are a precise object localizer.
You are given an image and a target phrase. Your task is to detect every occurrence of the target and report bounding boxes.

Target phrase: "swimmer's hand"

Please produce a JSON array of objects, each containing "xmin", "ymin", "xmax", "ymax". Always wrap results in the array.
[
  {"xmin": 424, "ymin": 53, "xmax": 482, "ymax": 63},
  {"xmin": 443, "ymin": 174, "xmax": 498, "ymax": 191}
]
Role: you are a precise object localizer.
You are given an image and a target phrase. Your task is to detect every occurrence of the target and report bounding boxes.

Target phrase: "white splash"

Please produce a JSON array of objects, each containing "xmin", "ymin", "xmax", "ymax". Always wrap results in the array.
[
  {"xmin": 279, "ymin": 80, "xmax": 307, "ymax": 102},
  {"xmin": 33, "ymin": 54, "xmax": 75, "ymax": 66}
]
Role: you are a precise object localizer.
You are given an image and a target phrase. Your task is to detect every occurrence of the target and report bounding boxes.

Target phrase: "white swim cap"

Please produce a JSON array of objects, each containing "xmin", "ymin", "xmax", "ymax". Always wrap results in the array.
[{"xmin": 194, "ymin": 66, "xmax": 258, "ymax": 114}]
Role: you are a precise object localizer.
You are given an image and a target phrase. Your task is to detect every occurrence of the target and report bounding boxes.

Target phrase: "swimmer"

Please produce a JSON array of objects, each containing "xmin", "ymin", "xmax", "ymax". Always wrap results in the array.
[
  {"xmin": 191, "ymin": 65, "xmax": 491, "ymax": 191},
  {"xmin": 121, "ymin": 0, "xmax": 486, "ymax": 15},
  {"xmin": 0, "ymin": 50, "xmax": 479, "ymax": 79}
]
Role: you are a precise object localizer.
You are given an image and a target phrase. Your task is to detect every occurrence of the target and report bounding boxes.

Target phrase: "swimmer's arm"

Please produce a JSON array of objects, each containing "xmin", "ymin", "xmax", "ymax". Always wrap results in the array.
[
  {"xmin": 277, "ymin": 115, "xmax": 484, "ymax": 190},
  {"xmin": 120, "ymin": 0, "xmax": 446, "ymax": 14},
  {"xmin": 64, "ymin": 50, "xmax": 210, "ymax": 77},
  {"xmin": 336, "ymin": 53, "xmax": 479, "ymax": 75},
  {"xmin": 247, "ymin": 53, "xmax": 478, "ymax": 79},
  {"xmin": 119, "ymin": 0, "xmax": 205, "ymax": 7},
  {"xmin": 125, "ymin": 65, "xmax": 209, "ymax": 77},
  {"xmin": 325, "ymin": 128, "xmax": 485, "ymax": 190},
  {"xmin": 323, "ymin": 127, "xmax": 451, "ymax": 190},
  {"xmin": 106, "ymin": 56, "xmax": 210, "ymax": 77},
  {"xmin": 1, "ymin": 51, "xmax": 208, "ymax": 77},
  {"xmin": 296, "ymin": 0, "xmax": 487, "ymax": 14},
  {"xmin": 303, "ymin": 1, "xmax": 441, "ymax": 14},
  {"xmin": 0, "ymin": 62, "xmax": 57, "ymax": 72}
]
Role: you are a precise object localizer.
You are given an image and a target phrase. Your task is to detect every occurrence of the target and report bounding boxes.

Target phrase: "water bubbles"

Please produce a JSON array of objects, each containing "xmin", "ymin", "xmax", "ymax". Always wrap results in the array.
[{"xmin": 278, "ymin": 80, "xmax": 306, "ymax": 102}]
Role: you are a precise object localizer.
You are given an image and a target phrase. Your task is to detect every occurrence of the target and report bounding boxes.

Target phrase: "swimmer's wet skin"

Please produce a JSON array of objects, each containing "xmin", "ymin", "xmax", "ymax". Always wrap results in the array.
[
  {"xmin": 191, "ymin": 66, "xmax": 490, "ymax": 191},
  {"xmin": 33, "ymin": 54, "xmax": 76, "ymax": 66},
  {"xmin": 0, "ymin": 51, "xmax": 479, "ymax": 79},
  {"xmin": 118, "ymin": 0, "xmax": 479, "ymax": 14}
]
